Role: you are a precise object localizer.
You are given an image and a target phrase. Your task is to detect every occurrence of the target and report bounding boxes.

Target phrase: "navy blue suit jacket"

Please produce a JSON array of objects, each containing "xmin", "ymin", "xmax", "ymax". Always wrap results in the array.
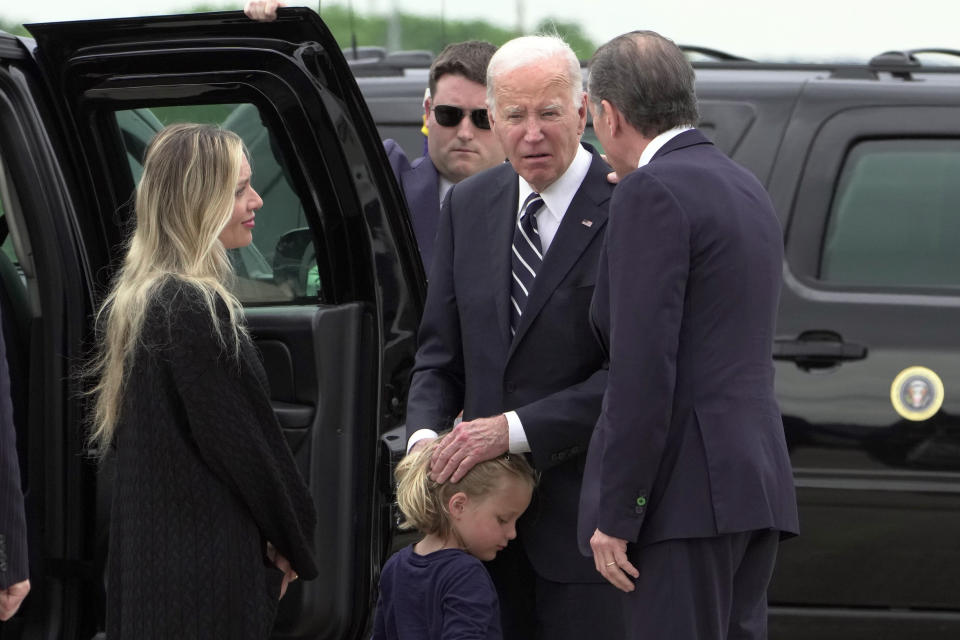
[
  {"xmin": 0, "ymin": 305, "xmax": 27, "ymax": 590},
  {"xmin": 578, "ymin": 130, "xmax": 799, "ymax": 554},
  {"xmin": 407, "ymin": 144, "xmax": 614, "ymax": 583},
  {"xmin": 384, "ymin": 139, "xmax": 442, "ymax": 271}
]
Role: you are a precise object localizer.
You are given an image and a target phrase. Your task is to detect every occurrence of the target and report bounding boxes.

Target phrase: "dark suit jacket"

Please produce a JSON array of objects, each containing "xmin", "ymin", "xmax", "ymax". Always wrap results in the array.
[
  {"xmin": 0, "ymin": 305, "xmax": 27, "ymax": 591},
  {"xmin": 407, "ymin": 144, "xmax": 614, "ymax": 583},
  {"xmin": 578, "ymin": 130, "xmax": 799, "ymax": 555},
  {"xmin": 384, "ymin": 139, "xmax": 442, "ymax": 271}
]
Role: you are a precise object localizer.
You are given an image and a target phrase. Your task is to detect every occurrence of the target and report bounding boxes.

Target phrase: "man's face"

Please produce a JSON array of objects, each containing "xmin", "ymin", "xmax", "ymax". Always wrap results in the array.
[
  {"xmin": 426, "ymin": 74, "xmax": 504, "ymax": 183},
  {"xmin": 489, "ymin": 56, "xmax": 587, "ymax": 193}
]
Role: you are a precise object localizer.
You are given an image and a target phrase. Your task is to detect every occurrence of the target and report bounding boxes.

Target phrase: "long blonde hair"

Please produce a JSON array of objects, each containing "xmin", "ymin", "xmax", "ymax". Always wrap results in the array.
[
  {"xmin": 395, "ymin": 435, "xmax": 536, "ymax": 540},
  {"xmin": 87, "ymin": 123, "xmax": 248, "ymax": 456}
]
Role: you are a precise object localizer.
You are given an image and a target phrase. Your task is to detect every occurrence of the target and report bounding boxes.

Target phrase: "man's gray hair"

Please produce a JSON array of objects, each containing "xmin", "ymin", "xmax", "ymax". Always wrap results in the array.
[
  {"xmin": 588, "ymin": 31, "xmax": 698, "ymax": 138},
  {"xmin": 486, "ymin": 35, "xmax": 583, "ymax": 113}
]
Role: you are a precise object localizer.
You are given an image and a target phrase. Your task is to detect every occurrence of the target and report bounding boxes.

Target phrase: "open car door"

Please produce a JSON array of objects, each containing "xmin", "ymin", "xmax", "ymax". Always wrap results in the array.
[{"xmin": 2, "ymin": 9, "xmax": 423, "ymax": 639}]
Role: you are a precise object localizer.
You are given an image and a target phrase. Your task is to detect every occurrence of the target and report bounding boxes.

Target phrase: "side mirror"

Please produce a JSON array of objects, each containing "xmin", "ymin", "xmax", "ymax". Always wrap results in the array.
[{"xmin": 273, "ymin": 228, "xmax": 319, "ymax": 298}]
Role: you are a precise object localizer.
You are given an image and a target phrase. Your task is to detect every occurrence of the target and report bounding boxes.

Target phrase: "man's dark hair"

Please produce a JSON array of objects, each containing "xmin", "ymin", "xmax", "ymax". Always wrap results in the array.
[
  {"xmin": 428, "ymin": 40, "xmax": 498, "ymax": 97},
  {"xmin": 588, "ymin": 31, "xmax": 699, "ymax": 138}
]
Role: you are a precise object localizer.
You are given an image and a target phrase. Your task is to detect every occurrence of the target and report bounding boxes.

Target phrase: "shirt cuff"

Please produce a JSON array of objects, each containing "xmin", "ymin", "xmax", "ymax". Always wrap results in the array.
[
  {"xmin": 505, "ymin": 411, "xmax": 530, "ymax": 453},
  {"xmin": 407, "ymin": 428, "xmax": 439, "ymax": 454}
]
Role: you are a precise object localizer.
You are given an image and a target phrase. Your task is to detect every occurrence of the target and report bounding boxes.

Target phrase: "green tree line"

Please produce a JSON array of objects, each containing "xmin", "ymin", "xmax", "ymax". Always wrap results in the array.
[{"xmin": 2, "ymin": 3, "xmax": 596, "ymax": 59}]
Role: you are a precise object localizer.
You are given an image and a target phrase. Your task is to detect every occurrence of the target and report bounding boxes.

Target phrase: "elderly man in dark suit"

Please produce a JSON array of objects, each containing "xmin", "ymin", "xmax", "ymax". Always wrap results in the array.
[
  {"xmin": 578, "ymin": 31, "xmax": 799, "ymax": 639},
  {"xmin": 0, "ymin": 307, "xmax": 29, "ymax": 621},
  {"xmin": 405, "ymin": 34, "xmax": 626, "ymax": 640}
]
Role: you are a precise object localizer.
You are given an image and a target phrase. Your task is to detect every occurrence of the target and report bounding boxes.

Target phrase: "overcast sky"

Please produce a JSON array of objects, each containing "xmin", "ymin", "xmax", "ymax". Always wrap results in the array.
[{"xmin": 4, "ymin": 0, "xmax": 959, "ymax": 62}]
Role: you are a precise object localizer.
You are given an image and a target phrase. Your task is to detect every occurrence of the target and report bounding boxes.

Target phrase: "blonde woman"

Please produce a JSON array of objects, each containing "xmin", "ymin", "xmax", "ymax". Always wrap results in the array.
[
  {"xmin": 373, "ymin": 436, "xmax": 535, "ymax": 640},
  {"xmin": 87, "ymin": 124, "xmax": 317, "ymax": 639}
]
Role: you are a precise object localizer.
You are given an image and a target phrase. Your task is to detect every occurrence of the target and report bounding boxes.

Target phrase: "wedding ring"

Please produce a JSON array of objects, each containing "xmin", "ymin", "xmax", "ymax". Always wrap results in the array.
[{"xmin": 605, "ymin": 561, "xmax": 616, "ymax": 566}]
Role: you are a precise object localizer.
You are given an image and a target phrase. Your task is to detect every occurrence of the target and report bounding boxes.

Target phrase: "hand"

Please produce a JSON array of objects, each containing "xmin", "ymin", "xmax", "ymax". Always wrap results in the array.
[
  {"xmin": 430, "ymin": 415, "xmax": 509, "ymax": 483},
  {"xmin": 0, "ymin": 579, "xmax": 30, "ymax": 621},
  {"xmin": 266, "ymin": 542, "xmax": 299, "ymax": 599},
  {"xmin": 589, "ymin": 529, "xmax": 639, "ymax": 593},
  {"xmin": 244, "ymin": 0, "xmax": 286, "ymax": 21},
  {"xmin": 599, "ymin": 153, "xmax": 620, "ymax": 184}
]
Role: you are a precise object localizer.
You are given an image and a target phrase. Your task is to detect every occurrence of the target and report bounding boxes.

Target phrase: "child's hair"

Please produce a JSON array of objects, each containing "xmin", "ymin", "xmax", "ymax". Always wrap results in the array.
[{"xmin": 394, "ymin": 434, "xmax": 536, "ymax": 539}]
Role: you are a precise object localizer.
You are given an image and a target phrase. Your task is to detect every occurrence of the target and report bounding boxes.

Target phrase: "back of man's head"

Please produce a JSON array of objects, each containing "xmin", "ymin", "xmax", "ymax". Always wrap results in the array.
[
  {"xmin": 429, "ymin": 41, "xmax": 498, "ymax": 97},
  {"xmin": 486, "ymin": 35, "xmax": 582, "ymax": 113},
  {"xmin": 588, "ymin": 31, "xmax": 699, "ymax": 139}
]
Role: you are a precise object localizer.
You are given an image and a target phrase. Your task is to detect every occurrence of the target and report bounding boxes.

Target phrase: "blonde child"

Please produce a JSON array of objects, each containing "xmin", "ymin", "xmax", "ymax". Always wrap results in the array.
[{"xmin": 372, "ymin": 436, "xmax": 536, "ymax": 640}]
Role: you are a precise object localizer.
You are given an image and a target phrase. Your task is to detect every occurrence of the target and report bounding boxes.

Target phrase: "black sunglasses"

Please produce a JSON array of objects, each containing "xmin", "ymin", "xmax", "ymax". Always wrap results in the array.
[{"xmin": 432, "ymin": 105, "xmax": 491, "ymax": 130}]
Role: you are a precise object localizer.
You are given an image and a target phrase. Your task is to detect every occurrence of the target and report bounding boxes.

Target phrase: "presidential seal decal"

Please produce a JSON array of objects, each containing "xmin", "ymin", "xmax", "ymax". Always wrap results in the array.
[{"xmin": 890, "ymin": 366, "xmax": 944, "ymax": 421}]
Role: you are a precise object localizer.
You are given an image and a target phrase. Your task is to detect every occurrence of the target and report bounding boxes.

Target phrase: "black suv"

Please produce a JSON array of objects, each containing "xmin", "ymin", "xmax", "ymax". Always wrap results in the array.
[{"xmin": 2, "ymin": 9, "xmax": 960, "ymax": 640}]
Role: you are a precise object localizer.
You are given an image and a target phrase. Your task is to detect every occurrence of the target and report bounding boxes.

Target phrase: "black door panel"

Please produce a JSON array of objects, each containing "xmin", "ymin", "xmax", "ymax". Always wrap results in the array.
[
  {"xmin": 769, "ymin": 87, "xmax": 960, "ymax": 630},
  {"xmin": 247, "ymin": 304, "xmax": 379, "ymax": 639}
]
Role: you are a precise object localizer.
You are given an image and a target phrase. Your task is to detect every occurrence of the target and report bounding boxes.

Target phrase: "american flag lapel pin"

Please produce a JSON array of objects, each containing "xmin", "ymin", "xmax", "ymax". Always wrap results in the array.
[{"xmin": 581, "ymin": 219, "xmax": 593, "ymax": 227}]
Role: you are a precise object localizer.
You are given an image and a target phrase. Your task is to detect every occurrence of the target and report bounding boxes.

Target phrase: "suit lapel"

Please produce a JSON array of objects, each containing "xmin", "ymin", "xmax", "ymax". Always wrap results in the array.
[
  {"xmin": 509, "ymin": 148, "xmax": 612, "ymax": 353},
  {"xmin": 484, "ymin": 167, "xmax": 520, "ymax": 350},
  {"xmin": 401, "ymin": 156, "xmax": 441, "ymax": 263}
]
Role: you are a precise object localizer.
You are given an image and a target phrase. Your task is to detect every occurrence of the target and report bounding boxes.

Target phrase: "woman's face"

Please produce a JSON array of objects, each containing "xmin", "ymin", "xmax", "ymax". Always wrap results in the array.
[{"xmin": 219, "ymin": 154, "xmax": 263, "ymax": 250}]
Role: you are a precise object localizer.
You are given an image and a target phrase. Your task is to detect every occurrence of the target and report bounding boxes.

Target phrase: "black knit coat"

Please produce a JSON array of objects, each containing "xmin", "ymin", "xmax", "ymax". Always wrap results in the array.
[{"xmin": 105, "ymin": 280, "xmax": 318, "ymax": 639}]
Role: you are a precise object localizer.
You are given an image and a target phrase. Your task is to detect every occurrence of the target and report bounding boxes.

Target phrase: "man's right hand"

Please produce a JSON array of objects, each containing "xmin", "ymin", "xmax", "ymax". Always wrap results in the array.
[
  {"xmin": 0, "ymin": 579, "xmax": 30, "ymax": 621},
  {"xmin": 244, "ymin": 0, "xmax": 286, "ymax": 21}
]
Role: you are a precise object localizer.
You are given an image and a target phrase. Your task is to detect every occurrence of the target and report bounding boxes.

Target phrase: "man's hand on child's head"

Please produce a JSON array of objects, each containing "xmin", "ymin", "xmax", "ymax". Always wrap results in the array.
[{"xmin": 430, "ymin": 415, "xmax": 509, "ymax": 483}]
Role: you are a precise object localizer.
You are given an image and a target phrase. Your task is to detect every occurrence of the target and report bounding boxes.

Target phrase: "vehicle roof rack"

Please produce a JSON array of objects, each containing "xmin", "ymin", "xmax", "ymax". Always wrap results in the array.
[
  {"xmin": 344, "ymin": 46, "xmax": 433, "ymax": 76},
  {"xmin": 863, "ymin": 48, "xmax": 960, "ymax": 79},
  {"xmin": 679, "ymin": 45, "xmax": 752, "ymax": 62}
]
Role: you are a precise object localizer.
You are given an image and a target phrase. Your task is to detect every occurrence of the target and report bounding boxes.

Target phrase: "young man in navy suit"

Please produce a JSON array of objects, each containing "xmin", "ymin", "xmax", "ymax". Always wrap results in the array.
[
  {"xmin": 578, "ymin": 31, "xmax": 799, "ymax": 639},
  {"xmin": 406, "ymin": 35, "xmax": 626, "ymax": 640}
]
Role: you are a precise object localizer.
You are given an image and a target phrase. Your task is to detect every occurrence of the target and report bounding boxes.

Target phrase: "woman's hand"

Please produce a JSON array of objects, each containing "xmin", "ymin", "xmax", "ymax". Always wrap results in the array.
[{"xmin": 266, "ymin": 542, "xmax": 299, "ymax": 599}]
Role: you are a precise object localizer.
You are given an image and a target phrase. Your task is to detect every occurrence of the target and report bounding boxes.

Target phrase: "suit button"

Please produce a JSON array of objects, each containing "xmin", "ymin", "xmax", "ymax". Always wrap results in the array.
[
  {"xmin": 505, "ymin": 382, "xmax": 516, "ymax": 393},
  {"xmin": 635, "ymin": 495, "xmax": 647, "ymax": 515}
]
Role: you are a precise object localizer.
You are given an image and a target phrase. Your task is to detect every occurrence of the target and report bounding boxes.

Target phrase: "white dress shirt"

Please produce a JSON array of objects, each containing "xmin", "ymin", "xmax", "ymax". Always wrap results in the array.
[
  {"xmin": 407, "ymin": 144, "xmax": 594, "ymax": 453},
  {"xmin": 638, "ymin": 125, "xmax": 693, "ymax": 167}
]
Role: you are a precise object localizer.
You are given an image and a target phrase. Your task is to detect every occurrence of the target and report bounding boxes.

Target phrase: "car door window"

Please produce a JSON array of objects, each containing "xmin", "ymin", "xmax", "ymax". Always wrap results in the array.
[
  {"xmin": 820, "ymin": 138, "xmax": 960, "ymax": 288},
  {"xmin": 115, "ymin": 103, "xmax": 321, "ymax": 304}
]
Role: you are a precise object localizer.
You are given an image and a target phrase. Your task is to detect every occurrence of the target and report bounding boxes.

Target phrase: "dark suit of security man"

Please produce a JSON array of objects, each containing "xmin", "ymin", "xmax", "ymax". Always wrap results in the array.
[
  {"xmin": 577, "ymin": 31, "xmax": 799, "ymax": 640},
  {"xmin": 1, "ymin": 304, "xmax": 29, "ymax": 621},
  {"xmin": 380, "ymin": 39, "xmax": 503, "ymax": 272},
  {"xmin": 405, "ymin": 35, "xmax": 627, "ymax": 640}
]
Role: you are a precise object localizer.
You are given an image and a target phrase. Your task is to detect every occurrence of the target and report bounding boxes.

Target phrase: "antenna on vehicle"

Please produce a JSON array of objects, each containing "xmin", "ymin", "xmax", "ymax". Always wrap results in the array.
[{"xmin": 348, "ymin": 0, "xmax": 358, "ymax": 61}]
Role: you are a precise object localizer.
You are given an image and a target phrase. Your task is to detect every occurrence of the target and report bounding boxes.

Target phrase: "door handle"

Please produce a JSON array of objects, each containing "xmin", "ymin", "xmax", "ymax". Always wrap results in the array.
[{"xmin": 773, "ymin": 330, "xmax": 867, "ymax": 369}]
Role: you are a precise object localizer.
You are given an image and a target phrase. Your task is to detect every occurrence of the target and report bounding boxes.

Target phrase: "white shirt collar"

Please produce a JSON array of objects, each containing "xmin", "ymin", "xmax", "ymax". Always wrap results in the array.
[
  {"xmin": 518, "ymin": 144, "xmax": 592, "ymax": 222},
  {"xmin": 438, "ymin": 176, "xmax": 454, "ymax": 204},
  {"xmin": 637, "ymin": 126, "xmax": 694, "ymax": 168}
]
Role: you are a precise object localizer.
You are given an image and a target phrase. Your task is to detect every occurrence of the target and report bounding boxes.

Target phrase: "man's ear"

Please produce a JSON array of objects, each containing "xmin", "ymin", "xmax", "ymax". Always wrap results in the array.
[
  {"xmin": 576, "ymin": 91, "xmax": 588, "ymax": 135},
  {"xmin": 600, "ymin": 99, "xmax": 621, "ymax": 138},
  {"xmin": 448, "ymin": 491, "xmax": 468, "ymax": 518},
  {"xmin": 424, "ymin": 95, "xmax": 433, "ymax": 121}
]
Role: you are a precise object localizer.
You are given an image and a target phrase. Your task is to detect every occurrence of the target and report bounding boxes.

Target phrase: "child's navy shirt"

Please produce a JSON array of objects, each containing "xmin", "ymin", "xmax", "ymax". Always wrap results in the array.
[{"xmin": 372, "ymin": 545, "xmax": 502, "ymax": 640}]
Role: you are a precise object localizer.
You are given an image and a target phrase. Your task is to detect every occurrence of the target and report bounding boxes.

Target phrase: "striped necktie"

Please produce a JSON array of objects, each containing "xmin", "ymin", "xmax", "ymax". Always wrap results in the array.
[{"xmin": 510, "ymin": 192, "xmax": 545, "ymax": 335}]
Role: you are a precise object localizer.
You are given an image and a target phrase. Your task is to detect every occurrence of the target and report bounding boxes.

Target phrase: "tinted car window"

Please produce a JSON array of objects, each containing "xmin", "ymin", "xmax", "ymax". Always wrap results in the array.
[
  {"xmin": 820, "ymin": 139, "xmax": 960, "ymax": 287},
  {"xmin": 115, "ymin": 103, "xmax": 321, "ymax": 304}
]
